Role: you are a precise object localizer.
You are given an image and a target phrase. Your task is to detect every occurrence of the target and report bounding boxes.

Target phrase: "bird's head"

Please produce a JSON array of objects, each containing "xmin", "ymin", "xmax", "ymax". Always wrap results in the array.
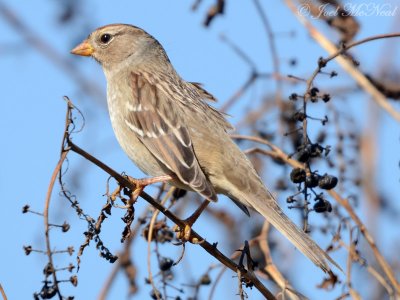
[{"xmin": 71, "ymin": 24, "xmax": 169, "ymax": 71}]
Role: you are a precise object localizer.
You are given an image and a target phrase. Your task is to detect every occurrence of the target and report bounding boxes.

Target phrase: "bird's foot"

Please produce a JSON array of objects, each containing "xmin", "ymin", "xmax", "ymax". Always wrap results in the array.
[
  {"xmin": 173, "ymin": 219, "xmax": 204, "ymax": 244},
  {"xmin": 127, "ymin": 175, "xmax": 174, "ymax": 187},
  {"xmin": 112, "ymin": 175, "xmax": 173, "ymax": 208},
  {"xmin": 173, "ymin": 200, "xmax": 210, "ymax": 244}
]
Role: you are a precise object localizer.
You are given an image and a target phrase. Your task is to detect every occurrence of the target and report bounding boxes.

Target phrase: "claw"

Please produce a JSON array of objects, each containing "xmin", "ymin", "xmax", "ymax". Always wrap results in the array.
[
  {"xmin": 173, "ymin": 200, "xmax": 210, "ymax": 244},
  {"xmin": 173, "ymin": 222, "xmax": 204, "ymax": 244}
]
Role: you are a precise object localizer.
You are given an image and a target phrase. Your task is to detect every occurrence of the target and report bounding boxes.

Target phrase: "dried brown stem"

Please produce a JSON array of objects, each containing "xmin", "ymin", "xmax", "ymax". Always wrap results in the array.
[
  {"xmin": 232, "ymin": 134, "xmax": 400, "ymax": 294},
  {"xmin": 0, "ymin": 284, "xmax": 7, "ymax": 300},
  {"xmin": 97, "ymin": 208, "xmax": 151, "ymax": 300},
  {"xmin": 285, "ymin": 0, "xmax": 400, "ymax": 121},
  {"xmin": 63, "ymin": 108, "xmax": 276, "ymax": 299},
  {"xmin": 337, "ymin": 237, "xmax": 395, "ymax": 298},
  {"xmin": 328, "ymin": 190, "xmax": 400, "ymax": 294},
  {"xmin": 40, "ymin": 98, "xmax": 77, "ymax": 299},
  {"xmin": 43, "ymin": 146, "xmax": 69, "ymax": 299},
  {"xmin": 146, "ymin": 188, "xmax": 175, "ymax": 300},
  {"xmin": 258, "ymin": 222, "xmax": 305, "ymax": 300},
  {"xmin": 253, "ymin": 0, "xmax": 282, "ymax": 101}
]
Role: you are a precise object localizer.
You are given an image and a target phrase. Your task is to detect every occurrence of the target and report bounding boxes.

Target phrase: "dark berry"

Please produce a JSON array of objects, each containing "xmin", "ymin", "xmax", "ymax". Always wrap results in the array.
[
  {"xmin": 290, "ymin": 168, "xmax": 306, "ymax": 183},
  {"xmin": 62, "ymin": 222, "xmax": 70, "ymax": 232},
  {"xmin": 39, "ymin": 284, "xmax": 58, "ymax": 299},
  {"xmin": 310, "ymin": 87, "xmax": 319, "ymax": 97},
  {"xmin": 296, "ymin": 145, "xmax": 311, "ymax": 162},
  {"xmin": 318, "ymin": 57, "xmax": 327, "ymax": 68},
  {"xmin": 150, "ymin": 289, "xmax": 162, "ymax": 300},
  {"xmin": 70, "ymin": 275, "xmax": 78, "ymax": 287},
  {"xmin": 200, "ymin": 274, "xmax": 211, "ymax": 285},
  {"xmin": 293, "ymin": 111, "xmax": 306, "ymax": 122},
  {"xmin": 23, "ymin": 245, "xmax": 32, "ymax": 255},
  {"xmin": 22, "ymin": 205, "xmax": 30, "ymax": 213},
  {"xmin": 289, "ymin": 93, "xmax": 298, "ymax": 101},
  {"xmin": 314, "ymin": 199, "xmax": 332, "ymax": 213},
  {"xmin": 322, "ymin": 94, "xmax": 331, "ymax": 102},
  {"xmin": 159, "ymin": 257, "xmax": 174, "ymax": 271},
  {"xmin": 287, "ymin": 196, "xmax": 296, "ymax": 203},
  {"xmin": 310, "ymin": 143, "xmax": 324, "ymax": 158},
  {"xmin": 305, "ymin": 173, "xmax": 320, "ymax": 188},
  {"xmin": 318, "ymin": 174, "xmax": 338, "ymax": 190}
]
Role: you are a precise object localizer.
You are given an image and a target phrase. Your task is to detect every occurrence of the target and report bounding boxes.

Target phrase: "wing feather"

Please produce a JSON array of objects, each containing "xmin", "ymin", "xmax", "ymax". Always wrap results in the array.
[{"xmin": 125, "ymin": 73, "xmax": 217, "ymax": 201}]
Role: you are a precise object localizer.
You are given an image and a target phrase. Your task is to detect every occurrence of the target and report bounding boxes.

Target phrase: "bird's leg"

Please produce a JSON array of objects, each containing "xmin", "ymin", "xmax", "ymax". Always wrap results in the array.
[
  {"xmin": 175, "ymin": 199, "xmax": 210, "ymax": 243},
  {"xmin": 126, "ymin": 175, "xmax": 174, "ymax": 206}
]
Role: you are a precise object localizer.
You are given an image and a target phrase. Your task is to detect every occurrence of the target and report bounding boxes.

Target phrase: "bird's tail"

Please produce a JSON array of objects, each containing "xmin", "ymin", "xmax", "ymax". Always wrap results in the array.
[{"xmin": 243, "ymin": 190, "xmax": 341, "ymax": 273}]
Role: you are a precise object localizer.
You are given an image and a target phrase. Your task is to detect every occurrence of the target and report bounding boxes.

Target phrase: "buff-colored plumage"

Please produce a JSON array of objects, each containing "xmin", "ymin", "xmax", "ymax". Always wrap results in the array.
[{"xmin": 71, "ymin": 24, "xmax": 340, "ymax": 273}]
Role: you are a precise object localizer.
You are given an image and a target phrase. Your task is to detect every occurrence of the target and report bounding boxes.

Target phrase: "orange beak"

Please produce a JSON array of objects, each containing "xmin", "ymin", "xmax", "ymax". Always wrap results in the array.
[{"xmin": 71, "ymin": 40, "xmax": 94, "ymax": 56}]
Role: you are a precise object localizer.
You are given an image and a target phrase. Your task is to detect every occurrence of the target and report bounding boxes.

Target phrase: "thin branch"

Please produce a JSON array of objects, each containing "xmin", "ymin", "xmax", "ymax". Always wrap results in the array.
[
  {"xmin": 258, "ymin": 222, "xmax": 305, "ymax": 300},
  {"xmin": 62, "ymin": 101, "xmax": 276, "ymax": 299},
  {"xmin": 97, "ymin": 208, "xmax": 151, "ymax": 300},
  {"xmin": 253, "ymin": 0, "xmax": 283, "ymax": 105},
  {"xmin": 328, "ymin": 190, "xmax": 400, "ymax": 294},
  {"xmin": 0, "ymin": 284, "xmax": 7, "ymax": 300},
  {"xmin": 232, "ymin": 134, "xmax": 400, "ymax": 294},
  {"xmin": 337, "ymin": 237, "xmax": 395, "ymax": 298},
  {"xmin": 220, "ymin": 72, "xmax": 258, "ymax": 112},
  {"xmin": 220, "ymin": 33, "xmax": 257, "ymax": 70},
  {"xmin": 285, "ymin": 0, "xmax": 400, "ymax": 121},
  {"xmin": 43, "ymin": 143, "xmax": 69, "ymax": 300},
  {"xmin": 41, "ymin": 98, "xmax": 76, "ymax": 299},
  {"xmin": 146, "ymin": 188, "xmax": 175, "ymax": 300}
]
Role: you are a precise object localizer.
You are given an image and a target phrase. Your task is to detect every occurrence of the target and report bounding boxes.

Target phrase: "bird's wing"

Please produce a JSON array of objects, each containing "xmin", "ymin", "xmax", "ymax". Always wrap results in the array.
[
  {"xmin": 124, "ymin": 72, "xmax": 217, "ymax": 201},
  {"xmin": 189, "ymin": 82, "xmax": 217, "ymax": 102}
]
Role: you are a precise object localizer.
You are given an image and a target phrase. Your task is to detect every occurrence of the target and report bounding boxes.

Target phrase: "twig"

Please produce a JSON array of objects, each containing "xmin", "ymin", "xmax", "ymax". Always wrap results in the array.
[
  {"xmin": 328, "ymin": 190, "xmax": 400, "ymax": 294},
  {"xmin": 41, "ymin": 99, "xmax": 75, "ymax": 300},
  {"xmin": 43, "ymin": 144, "xmax": 69, "ymax": 299},
  {"xmin": 63, "ymin": 109, "xmax": 276, "ymax": 299},
  {"xmin": 232, "ymin": 134, "xmax": 400, "ymax": 294},
  {"xmin": 285, "ymin": 0, "xmax": 400, "ymax": 122},
  {"xmin": 236, "ymin": 268, "xmax": 245, "ymax": 300},
  {"xmin": 337, "ymin": 235, "xmax": 395, "ymax": 298},
  {"xmin": 252, "ymin": 0, "xmax": 282, "ymax": 102},
  {"xmin": 68, "ymin": 139, "xmax": 276, "ymax": 299},
  {"xmin": 97, "ymin": 208, "xmax": 151, "ymax": 300},
  {"xmin": 220, "ymin": 72, "xmax": 258, "ymax": 112},
  {"xmin": 97, "ymin": 263, "xmax": 119, "ymax": 300},
  {"xmin": 0, "ymin": 284, "xmax": 7, "ymax": 300},
  {"xmin": 203, "ymin": 0, "xmax": 225, "ymax": 27},
  {"xmin": 208, "ymin": 265, "xmax": 226, "ymax": 300},
  {"xmin": 220, "ymin": 33, "xmax": 257, "ymax": 70},
  {"xmin": 146, "ymin": 187, "xmax": 175, "ymax": 300},
  {"xmin": 258, "ymin": 222, "xmax": 305, "ymax": 300}
]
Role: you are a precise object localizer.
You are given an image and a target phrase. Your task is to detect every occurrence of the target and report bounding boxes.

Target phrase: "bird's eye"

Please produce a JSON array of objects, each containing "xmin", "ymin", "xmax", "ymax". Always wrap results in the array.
[{"xmin": 100, "ymin": 33, "xmax": 112, "ymax": 44}]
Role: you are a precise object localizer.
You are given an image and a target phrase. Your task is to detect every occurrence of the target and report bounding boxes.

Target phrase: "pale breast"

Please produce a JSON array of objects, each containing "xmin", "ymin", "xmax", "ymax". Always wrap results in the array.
[{"xmin": 106, "ymin": 82, "xmax": 168, "ymax": 177}]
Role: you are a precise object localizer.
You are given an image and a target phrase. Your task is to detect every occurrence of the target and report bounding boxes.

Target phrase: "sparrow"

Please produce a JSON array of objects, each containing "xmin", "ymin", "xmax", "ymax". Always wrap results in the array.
[{"xmin": 71, "ymin": 24, "xmax": 339, "ymax": 273}]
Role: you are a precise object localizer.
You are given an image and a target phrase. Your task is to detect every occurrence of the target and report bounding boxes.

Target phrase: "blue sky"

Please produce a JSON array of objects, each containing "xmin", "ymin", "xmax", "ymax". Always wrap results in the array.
[{"xmin": 1, "ymin": 1, "xmax": 400, "ymax": 299}]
